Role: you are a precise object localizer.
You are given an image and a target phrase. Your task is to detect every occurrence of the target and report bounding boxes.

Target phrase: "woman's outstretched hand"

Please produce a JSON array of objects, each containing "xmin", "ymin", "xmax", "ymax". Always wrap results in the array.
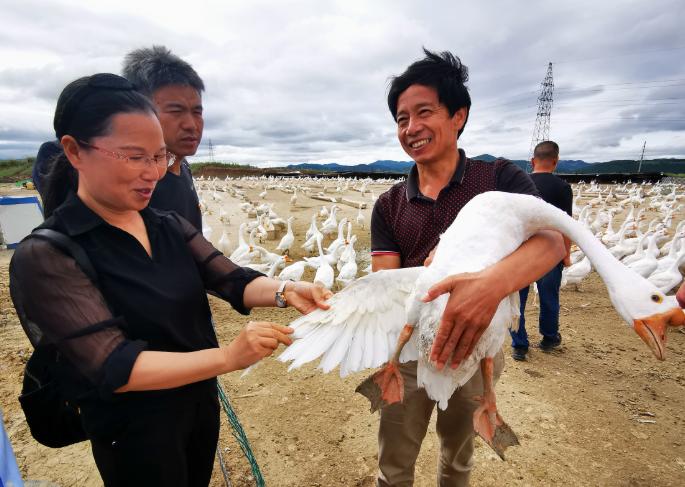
[
  {"xmin": 284, "ymin": 281, "xmax": 333, "ymax": 314},
  {"xmin": 226, "ymin": 321, "xmax": 293, "ymax": 370}
]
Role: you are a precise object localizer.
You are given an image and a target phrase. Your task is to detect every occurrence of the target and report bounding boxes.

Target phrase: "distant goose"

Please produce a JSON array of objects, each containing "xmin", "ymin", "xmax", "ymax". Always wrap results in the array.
[
  {"xmin": 278, "ymin": 261, "xmax": 307, "ymax": 282},
  {"xmin": 356, "ymin": 206, "xmax": 366, "ymax": 229},
  {"xmin": 313, "ymin": 234, "xmax": 334, "ymax": 290},
  {"xmin": 276, "ymin": 217, "xmax": 295, "ymax": 254},
  {"xmin": 217, "ymin": 228, "xmax": 231, "ymax": 256}
]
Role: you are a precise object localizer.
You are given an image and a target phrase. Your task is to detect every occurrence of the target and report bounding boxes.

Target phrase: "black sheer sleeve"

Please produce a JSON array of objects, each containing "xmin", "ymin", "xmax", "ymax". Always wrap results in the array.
[
  {"xmin": 169, "ymin": 214, "xmax": 265, "ymax": 315},
  {"xmin": 9, "ymin": 239, "xmax": 147, "ymax": 395}
]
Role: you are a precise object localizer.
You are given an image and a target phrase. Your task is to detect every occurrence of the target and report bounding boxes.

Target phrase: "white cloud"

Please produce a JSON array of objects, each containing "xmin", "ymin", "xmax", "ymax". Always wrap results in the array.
[{"xmin": 1, "ymin": 0, "xmax": 684, "ymax": 165}]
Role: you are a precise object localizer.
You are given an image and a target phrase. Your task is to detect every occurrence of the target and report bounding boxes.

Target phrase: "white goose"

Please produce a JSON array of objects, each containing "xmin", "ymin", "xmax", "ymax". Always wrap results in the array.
[
  {"xmin": 648, "ymin": 252, "xmax": 685, "ymax": 294},
  {"xmin": 279, "ymin": 192, "xmax": 685, "ymax": 459},
  {"xmin": 325, "ymin": 218, "xmax": 349, "ymax": 255},
  {"xmin": 228, "ymin": 224, "xmax": 250, "ymax": 262},
  {"xmin": 356, "ymin": 206, "xmax": 366, "ymax": 229},
  {"xmin": 305, "ymin": 214, "xmax": 319, "ymax": 242},
  {"xmin": 276, "ymin": 217, "xmax": 295, "ymax": 254},
  {"xmin": 217, "ymin": 228, "xmax": 231, "ymax": 256},
  {"xmin": 320, "ymin": 207, "xmax": 340, "ymax": 236},
  {"xmin": 655, "ymin": 231, "xmax": 684, "ymax": 272},
  {"xmin": 278, "ymin": 260, "xmax": 307, "ymax": 282},
  {"xmin": 560, "ymin": 255, "xmax": 592, "ymax": 291},
  {"xmin": 627, "ymin": 232, "xmax": 662, "ymax": 278},
  {"xmin": 313, "ymin": 234, "xmax": 334, "ymax": 290},
  {"xmin": 232, "ymin": 229, "xmax": 261, "ymax": 266}
]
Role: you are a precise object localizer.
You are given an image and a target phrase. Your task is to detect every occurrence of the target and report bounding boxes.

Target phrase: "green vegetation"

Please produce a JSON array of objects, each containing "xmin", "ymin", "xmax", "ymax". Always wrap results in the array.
[
  {"xmin": 0, "ymin": 158, "xmax": 34, "ymax": 182},
  {"xmin": 189, "ymin": 161, "xmax": 257, "ymax": 170},
  {"xmin": 571, "ymin": 158, "xmax": 685, "ymax": 175}
]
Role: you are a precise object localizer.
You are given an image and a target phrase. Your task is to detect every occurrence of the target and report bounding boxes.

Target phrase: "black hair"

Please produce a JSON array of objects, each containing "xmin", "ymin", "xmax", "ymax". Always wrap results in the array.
[
  {"xmin": 387, "ymin": 48, "xmax": 471, "ymax": 138},
  {"xmin": 42, "ymin": 73, "xmax": 156, "ymax": 217},
  {"xmin": 122, "ymin": 45, "xmax": 205, "ymax": 98},
  {"xmin": 533, "ymin": 141, "xmax": 560, "ymax": 161}
]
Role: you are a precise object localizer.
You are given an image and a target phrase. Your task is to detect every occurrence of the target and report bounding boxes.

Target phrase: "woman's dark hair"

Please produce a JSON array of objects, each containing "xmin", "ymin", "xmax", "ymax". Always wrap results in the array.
[
  {"xmin": 387, "ymin": 48, "xmax": 471, "ymax": 138},
  {"xmin": 42, "ymin": 73, "xmax": 157, "ymax": 217}
]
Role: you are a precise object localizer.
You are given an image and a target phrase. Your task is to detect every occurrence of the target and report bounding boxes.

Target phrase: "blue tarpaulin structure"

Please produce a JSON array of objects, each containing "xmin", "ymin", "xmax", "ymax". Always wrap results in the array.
[
  {"xmin": 0, "ymin": 196, "xmax": 43, "ymax": 249},
  {"xmin": 0, "ymin": 410, "xmax": 23, "ymax": 487}
]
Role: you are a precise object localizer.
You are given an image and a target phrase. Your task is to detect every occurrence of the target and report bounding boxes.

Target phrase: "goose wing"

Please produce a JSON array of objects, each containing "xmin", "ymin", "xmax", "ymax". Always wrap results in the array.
[{"xmin": 279, "ymin": 267, "xmax": 424, "ymax": 376}]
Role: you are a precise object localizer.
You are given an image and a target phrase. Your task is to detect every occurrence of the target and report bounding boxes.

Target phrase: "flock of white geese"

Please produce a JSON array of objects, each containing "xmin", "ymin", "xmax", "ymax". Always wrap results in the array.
[
  {"xmin": 194, "ymin": 174, "xmax": 382, "ymax": 290},
  {"xmin": 195, "ymin": 174, "xmax": 685, "ymax": 458},
  {"xmin": 195, "ymin": 175, "xmax": 685, "ymax": 297}
]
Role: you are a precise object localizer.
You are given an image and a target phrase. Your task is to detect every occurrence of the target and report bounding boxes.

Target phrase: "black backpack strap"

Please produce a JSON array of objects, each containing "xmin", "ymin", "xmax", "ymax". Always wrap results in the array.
[{"xmin": 28, "ymin": 228, "xmax": 99, "ymax": 285}]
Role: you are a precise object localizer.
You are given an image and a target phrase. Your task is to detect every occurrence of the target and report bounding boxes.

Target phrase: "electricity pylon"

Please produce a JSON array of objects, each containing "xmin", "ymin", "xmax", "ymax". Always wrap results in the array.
[{"xmin": 528, "ymin": 62, "xmax": 554, "ymax": 172}]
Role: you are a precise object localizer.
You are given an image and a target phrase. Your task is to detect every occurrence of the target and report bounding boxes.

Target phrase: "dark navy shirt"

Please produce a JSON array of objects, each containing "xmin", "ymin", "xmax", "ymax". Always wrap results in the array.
[
  {"xmin": 529, "ymin": 172, "xmax": 573, "ymax": 216},
  {"xmin": 149, "ymin": 159, "xmax": 203, "ymax": 230}
]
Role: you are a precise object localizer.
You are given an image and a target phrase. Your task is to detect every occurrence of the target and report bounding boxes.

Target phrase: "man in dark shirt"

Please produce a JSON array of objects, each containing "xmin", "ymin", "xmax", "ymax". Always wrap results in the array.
[
  {"xmin": 510, "ymin": 141, "xmax": 573, "ymax": 361},
  {"xmin": 123, "ymin": 46, "xmax": 204, "ymax": 230},
  {"xmin": 370, "ymin": 49, "xmax": 565, "ymax": 486},
  {"xmin": 32, "ymin": 140, "xmax": 62, "ymax": 194},
  {"xmin": 33, "ymin": 47, "xmax": 204, "ymax": 230}
]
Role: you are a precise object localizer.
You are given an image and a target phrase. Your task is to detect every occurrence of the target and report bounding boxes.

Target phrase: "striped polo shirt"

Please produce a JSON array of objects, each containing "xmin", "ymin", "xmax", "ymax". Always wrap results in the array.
[{"xmin": 371, "ymin": 150, "xmax": 539, "ymax": 268}]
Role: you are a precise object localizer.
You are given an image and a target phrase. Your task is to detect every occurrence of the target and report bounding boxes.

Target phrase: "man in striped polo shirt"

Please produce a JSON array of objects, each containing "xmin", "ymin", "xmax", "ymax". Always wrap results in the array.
[{"xmin": 370, "ymin": 49, "xmax": 565, "ymax": 486}]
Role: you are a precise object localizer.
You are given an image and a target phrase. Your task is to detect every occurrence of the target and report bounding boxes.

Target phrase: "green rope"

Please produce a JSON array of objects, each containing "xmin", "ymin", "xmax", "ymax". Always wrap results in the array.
[{"xmin": 217, "ymin": 381, "xmax": 265, "ymax": 487}]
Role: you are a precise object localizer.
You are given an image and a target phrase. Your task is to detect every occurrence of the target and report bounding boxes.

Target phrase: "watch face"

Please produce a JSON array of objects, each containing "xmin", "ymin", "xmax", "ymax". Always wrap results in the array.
[{"xmin": 276, "ymin": 292, "xmax": 287, "ymax": 308}]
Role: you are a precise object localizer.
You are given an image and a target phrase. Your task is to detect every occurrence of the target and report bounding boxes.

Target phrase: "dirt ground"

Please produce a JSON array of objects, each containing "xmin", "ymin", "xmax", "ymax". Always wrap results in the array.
[{"xmin": 1, "ymin": 180, "xmax": 684, "ymax": 486}]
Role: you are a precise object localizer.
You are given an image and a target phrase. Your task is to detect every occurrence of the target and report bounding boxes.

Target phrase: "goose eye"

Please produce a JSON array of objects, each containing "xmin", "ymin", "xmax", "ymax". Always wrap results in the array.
[{"xmin": 651, "ymin": 294, "xmax": 663, "ymax": 303}]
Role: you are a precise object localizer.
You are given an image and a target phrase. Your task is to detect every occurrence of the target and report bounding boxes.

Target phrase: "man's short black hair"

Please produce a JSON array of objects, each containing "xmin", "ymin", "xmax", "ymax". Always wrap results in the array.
[
  {"xmin": 122, "ymin": 45, "xmax": 205, "ymax": 97},
  {"xmin": 533, "ymin": 141, "xmax": 560, "ymax": 161},
  {"xmin": 387, "ymin": 48, "xmax": 471, "ymax": 138}
]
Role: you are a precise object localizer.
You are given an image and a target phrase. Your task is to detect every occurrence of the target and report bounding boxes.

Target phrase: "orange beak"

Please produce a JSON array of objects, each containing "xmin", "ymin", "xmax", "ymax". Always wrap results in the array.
[{"xmin": 633, "ymin": 308, "xmax": 685, "ymax": 360}]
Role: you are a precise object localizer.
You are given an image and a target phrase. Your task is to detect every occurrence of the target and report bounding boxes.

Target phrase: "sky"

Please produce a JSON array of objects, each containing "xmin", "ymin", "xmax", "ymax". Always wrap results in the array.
[{"xmin": 1, "ymin": 0, "xmax": 684, "ymax": 166}]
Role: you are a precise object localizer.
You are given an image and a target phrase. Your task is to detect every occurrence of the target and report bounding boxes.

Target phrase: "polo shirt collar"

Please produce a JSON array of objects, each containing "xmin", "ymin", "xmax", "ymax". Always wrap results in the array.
[
  {"xmin": 405, "ymin": 149, "xmax": 467, "ymax": 201},
  {"xmin": 54, "ymin": 191, "xmax": 162, "ymax": 236}
]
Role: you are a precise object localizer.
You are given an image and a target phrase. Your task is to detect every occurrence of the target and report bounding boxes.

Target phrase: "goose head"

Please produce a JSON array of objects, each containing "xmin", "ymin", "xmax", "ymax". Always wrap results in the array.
[{"xmin": 609, "ymin": 277, "xmax": 685, "ymax": 360}]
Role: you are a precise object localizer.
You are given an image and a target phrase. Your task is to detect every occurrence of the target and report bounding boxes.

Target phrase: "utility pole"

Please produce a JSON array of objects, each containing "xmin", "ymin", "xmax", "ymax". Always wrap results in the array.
[
  {"xmin": 637, "ymin": 140, "xmax": 646, "ymax": 173},
  {"xmin": 207, "ymin": 138, "xmax": 215, "ymax": 163},
  {"xmin": 528, "ymin": 62, "xmax": 554, "ymax": 172}
]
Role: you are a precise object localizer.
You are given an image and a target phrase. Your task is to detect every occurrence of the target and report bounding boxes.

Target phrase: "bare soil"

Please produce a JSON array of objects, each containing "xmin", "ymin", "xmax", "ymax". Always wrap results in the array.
[{"xmin": 1, "ymin": 182, "xmax": 684, "ymax": 486}]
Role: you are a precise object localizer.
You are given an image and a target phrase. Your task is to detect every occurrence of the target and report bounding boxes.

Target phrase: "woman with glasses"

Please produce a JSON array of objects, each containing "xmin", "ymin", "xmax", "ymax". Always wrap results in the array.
[{"xmin": 9, "ymin": 74, "xmax": 331, "ymax": 486}]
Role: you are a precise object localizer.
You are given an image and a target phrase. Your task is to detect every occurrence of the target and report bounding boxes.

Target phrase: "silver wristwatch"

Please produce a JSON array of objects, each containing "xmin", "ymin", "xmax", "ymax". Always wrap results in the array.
[{"xmin": 275, "ymin": 280, "xmax": 290, "ymax": 308}]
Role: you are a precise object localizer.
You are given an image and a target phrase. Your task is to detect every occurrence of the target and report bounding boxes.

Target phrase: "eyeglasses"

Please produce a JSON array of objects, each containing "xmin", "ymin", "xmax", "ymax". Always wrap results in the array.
[{"xmin": 78, "ymin": 140, "xmax": 176, "ymax": 168}]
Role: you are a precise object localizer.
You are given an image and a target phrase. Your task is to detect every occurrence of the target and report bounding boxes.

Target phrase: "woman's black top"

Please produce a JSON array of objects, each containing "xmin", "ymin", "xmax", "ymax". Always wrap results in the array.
[{"xmin": 9, "ymin": 192, "xmax": 264, "ymax": 438}]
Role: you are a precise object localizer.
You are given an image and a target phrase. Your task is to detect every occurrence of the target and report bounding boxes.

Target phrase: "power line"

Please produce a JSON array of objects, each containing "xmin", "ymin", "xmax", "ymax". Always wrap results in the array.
[
  {"xmin": 555, "ymin": 78, "xmax": 685, "ymax": 90},
  {"xmin": 477, "ymin": 78, "xmax": 685, "ymax": 110},
  {"xmin": 551, "ymin": 117, "xmax": 685, "ymax": 122},
  {"xmin": 479, "ymin": 97, "xmax": 685, "ymax": 115},
  {"xmin": 554, "ymin": 45, "xmax": 685, "ymax": 64}
]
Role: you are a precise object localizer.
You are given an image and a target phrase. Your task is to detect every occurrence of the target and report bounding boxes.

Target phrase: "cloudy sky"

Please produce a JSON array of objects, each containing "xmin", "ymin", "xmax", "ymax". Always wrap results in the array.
[{"xmin": 2, "ymin": 0, "xmax": 684, "ymax": 166}]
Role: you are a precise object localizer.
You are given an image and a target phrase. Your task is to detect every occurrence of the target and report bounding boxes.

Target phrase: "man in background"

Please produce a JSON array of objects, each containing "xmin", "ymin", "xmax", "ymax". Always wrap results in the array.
[
  {"xmin": 32, "ymin": 140, "xmax": 62, "ymax": 194},
  {"xmin": 510, "ymin": 140, "xmax": 573, "ymax": 361},
  {"xmin": 123, "ymin": 45, "xmax": 204, "ymax": 230}
]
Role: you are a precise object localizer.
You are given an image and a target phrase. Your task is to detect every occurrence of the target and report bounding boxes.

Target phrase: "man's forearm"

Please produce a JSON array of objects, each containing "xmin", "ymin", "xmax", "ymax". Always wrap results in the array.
[{"xmin": 483, "ymin": 229, "xmax": 565, "ymax": 297}]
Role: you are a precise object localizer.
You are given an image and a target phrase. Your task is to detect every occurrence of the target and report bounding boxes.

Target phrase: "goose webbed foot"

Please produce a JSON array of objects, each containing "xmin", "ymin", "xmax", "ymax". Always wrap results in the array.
[
  {"xmin": 356, "ymin": 361, "xmax": 404, "ymax": 413},
  {"xmin": 355, "ymin": 324, "xmax": 414, "ymax": 413},
  {"xmin": 472, "ymin": 357, "xmax": 520, "ymax": 460}
]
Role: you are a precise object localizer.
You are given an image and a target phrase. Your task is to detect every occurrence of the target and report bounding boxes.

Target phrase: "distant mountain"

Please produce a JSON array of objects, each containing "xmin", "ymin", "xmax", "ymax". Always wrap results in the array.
[
  {"xmin": 285, "ymin": 156, "xmax": 683, "ymax": 175},
  {"xmin": 287, "ymin": 159, "xmax": 413, "ymax": 173},
  {"xmin": 571, "ymin": 159, "xmax": 685, "ymax": 175},
  {"xmin": 471, "ymin": 154, "xmax": 592, "ymax": 173}
]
